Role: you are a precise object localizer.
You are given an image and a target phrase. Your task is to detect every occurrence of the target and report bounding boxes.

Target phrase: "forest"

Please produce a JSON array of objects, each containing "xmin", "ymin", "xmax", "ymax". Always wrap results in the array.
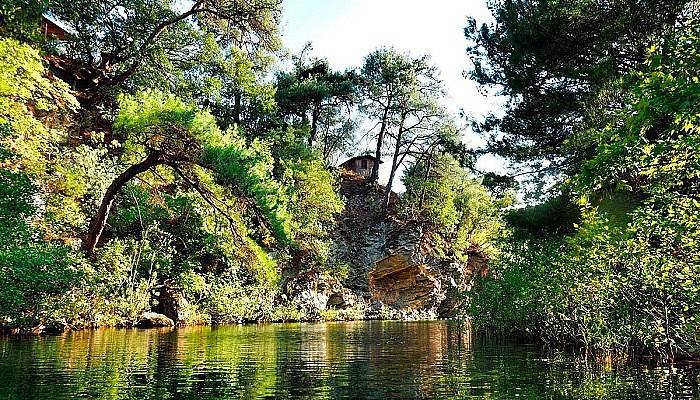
[{"xmin": 1, "ymin": 0, "xmax": 700, "ymax": 364}]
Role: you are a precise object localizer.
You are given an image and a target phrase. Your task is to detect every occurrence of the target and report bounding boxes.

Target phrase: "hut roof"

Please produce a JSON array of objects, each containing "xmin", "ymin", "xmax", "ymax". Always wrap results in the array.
[{"xmin": 339, "ymin": 155, "xmax": 380, "ymax": 167}]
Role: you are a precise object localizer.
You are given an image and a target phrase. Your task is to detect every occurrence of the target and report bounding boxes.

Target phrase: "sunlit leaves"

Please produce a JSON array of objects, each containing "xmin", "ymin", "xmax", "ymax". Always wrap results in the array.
[
  {"xmin": 401, "ymin": 154, "xmax": 504, "ymax": 259},
  {"xmin": 474, "ymin": 21, "xmax": 700, "ymax": 357}
]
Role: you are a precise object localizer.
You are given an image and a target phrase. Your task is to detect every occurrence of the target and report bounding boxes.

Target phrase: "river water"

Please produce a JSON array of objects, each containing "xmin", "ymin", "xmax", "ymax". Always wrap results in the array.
[{"xmin": 0, "ymin": 321, "xmax": 698, "ymax": 399}]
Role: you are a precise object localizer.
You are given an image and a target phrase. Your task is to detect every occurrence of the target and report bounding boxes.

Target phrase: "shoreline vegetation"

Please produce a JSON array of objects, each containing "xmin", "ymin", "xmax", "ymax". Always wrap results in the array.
[{"xmin": 2, "ymin": 0, "xmax": 700, "ymax": 364}]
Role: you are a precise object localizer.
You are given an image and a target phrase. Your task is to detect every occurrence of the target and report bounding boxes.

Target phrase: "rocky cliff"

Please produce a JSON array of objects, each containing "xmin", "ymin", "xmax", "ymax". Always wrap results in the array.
[{"xmin": 288, "ymin": 170, "xmax": 489, "ymax": 320}]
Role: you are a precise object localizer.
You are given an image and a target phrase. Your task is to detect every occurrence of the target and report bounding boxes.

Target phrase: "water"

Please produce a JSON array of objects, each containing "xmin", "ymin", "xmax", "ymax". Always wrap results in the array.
[{"xmin": 0, "ymin": 321, "xmax": 698, "ymax": 399}]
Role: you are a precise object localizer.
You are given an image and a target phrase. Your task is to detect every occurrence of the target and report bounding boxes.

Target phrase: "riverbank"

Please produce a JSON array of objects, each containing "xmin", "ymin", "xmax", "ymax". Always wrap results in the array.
[{"xmin": 0, "ymin": 301, "xmax": 446, "ymax": 337}]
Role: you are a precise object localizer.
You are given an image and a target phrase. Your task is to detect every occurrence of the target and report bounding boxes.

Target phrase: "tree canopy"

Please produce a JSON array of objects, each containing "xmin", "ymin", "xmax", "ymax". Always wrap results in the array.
[
  {"xmin": 466, "ymin": 0, "xmax": 695, "ymax": 178},
  {"xmin": 468, "ymin": 3, "xmax": 700, "ymax": 358}
]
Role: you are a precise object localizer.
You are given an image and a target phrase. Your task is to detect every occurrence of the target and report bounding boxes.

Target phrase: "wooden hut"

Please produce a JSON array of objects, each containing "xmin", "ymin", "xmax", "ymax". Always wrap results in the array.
[
  {"xmin": 41, "ymin": 15, "xmax": 70, "ymax": 40},
  {"xmin": 339, "ymin": 155, "xmax": 378, "ymax": 178}
]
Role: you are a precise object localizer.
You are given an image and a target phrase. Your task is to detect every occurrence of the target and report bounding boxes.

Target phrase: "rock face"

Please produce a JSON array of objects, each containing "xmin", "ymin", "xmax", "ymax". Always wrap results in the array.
[
  {"xmin": 367, "ymin": 220, "xmax": 489, "ymax": 317},
  {"xmin": 368, "ymin": 223, "xmax": 441, "ymax": 312},
  {"xmin": 157, "ymin": 285, "xmax": 193, "ymax": 324},
  {"xmin": 369, "ymin": 256, "xmax": 440, "ymax": 311},
  {"xmin": 438, "ymin": 250, "xmax": 489, "ymax": 317},
  {"xmin": 137, "ymin": 312, "xmax": 174, "ymax": 328},
  {"xmin": 282, "ymin": 269, "xmax": 364, "ymax": 320},
  {"xmin": 332, "ymin": 172, "xmax": 389, "ymax": 292},
  {"xmin": 281, "ymin": 170, "xmax": 489, "ymax": 319},
  {"xmin": 325, "ymin": 171, "xmax": 490, "ymax": 318}
]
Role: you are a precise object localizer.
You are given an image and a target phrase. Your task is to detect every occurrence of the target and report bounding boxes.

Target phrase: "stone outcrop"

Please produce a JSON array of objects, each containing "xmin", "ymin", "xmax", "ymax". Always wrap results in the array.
[
  {"xmin": 367, "ymin": 220, "xmax": 489, "ymax": 317},
  {"xmin": 369, "ymin": 256, "xmax": 440, "ymax": 311},
  {"xmin": 157, "ymin": 285, "xmax": 190, "ymax": 324},
  {"xmin": 368, "ymin": 222, "xmax": 441, "ymax": 312},
  {"xmin": 136, "ymin": 312, "xmax": 174, "ymax": 328},
  {"xmin": 332, "ymin": 172, "xmax": 389, "ymax": 292},
  {"xmin": 438, "ymin": 250, "xmax": 489, "ymax": 317},
  {"xmin": 322, "ymin": 171, "xmax": 490, "ymax": 319},
  {"xmin": 281, "ymin": 269, "xmax": 365, "ymax": 320}
]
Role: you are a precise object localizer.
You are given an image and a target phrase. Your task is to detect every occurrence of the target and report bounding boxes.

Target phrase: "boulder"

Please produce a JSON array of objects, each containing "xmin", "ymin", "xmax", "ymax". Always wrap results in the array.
[
  {"xmin": 326, "ymin": 288, "xmax": 359, "ymax": 309},
  {"xmin": 136, "ymin": 312, "xmax": 174, "ymax": 328}
]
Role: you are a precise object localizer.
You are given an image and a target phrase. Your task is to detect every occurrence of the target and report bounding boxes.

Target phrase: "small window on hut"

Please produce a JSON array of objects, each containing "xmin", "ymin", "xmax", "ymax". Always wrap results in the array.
[{"xmin": 361, "ymin": 159, "xmax": 368, "ymax": 169}]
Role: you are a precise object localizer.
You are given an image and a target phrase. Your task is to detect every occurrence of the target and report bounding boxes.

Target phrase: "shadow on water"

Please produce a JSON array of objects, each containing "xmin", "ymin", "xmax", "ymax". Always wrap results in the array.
[{"xmin": 0, "ymin": 321, "xmax": 699, "ymax": 399}]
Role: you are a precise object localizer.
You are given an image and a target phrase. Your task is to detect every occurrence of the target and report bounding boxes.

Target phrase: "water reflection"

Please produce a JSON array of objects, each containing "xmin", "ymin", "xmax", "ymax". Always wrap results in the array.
[{"xmin": 0, "ymin": 321, "xmax": 698, "ymax": 399}]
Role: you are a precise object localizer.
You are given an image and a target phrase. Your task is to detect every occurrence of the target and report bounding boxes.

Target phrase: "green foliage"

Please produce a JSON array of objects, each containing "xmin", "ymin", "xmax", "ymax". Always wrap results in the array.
[
  {"xmin": 94, "ymin": 90, "xmax": 342, "ymax": 325},
  {"xmin": 115, "ymin": 90, "xmax": 220, "ymax": 157},
  {"xmin": 0, "ymin": 39, "xmax": 85, "ymax": 328},
  {"xmin": 401, "ymin": 154, "xmax": 504, "ymax": 258},
  {"xmin": 275, "ymin": 51, "xmax": 357, "ymax": 158},
  {"xmin": 360, "ymin": 47, "xmax": 424, "ymax": 106},
  {"xmin": 43, "ymin": 81, "xmax": 344, "ymax": 328},
  {"xmin": 0, "ymin": 38, "xmax": 77, "ymax": 175},
  {"xmin": 470, "ymin": 236, "xmax": 560, "ymax": 334},
  {"xmin": 466, "ymin": 0, "xmax": 693, "ymax": 176},
  {"xmin": 0, "ymin": 243, "xmax": 83, "ymax": 327},
  {"xmin": 0, "ymin": 38, "xmax": 88, "ymax": 241},
  {"xmin": 272, "ymin": 130, "xmax": 344, "ymax": 261},
  {"xmin": 88, "ymin": 238, "xmax": 156, "ymax": 325},
  {"xmin": 0, "ymin": 163, "xmax": 35, "ymax": 244},
  {"xmin": 360, "ymin": 46, "xmax": 453, "ymax": 207},
  {"xmin": 204, "ymin": 127, "xmax": 344, "ymax": 253},
  {"xmin": 204, "ymin": 140, "xmax": 293, "ymax": 245},
  {"xmin": 472, "ymin": 23, "xmax": 700, "ymax": 358},
  {"xmin": 113, "ymin": 90, "xmax": 309, "ymax": 248},
  {"xmin": 0, "ymin": 29, "xmax": 345, "ymax": 330},
  {"xmin": 0, "ymin": 125, "xmax": 83, "ymax": 327},
  {"xmin": 481, "ymin": 172, "xmax": 519, "ymax": 199},
  {"xmin": 206, "ymin": 47, "xmax": 278, "ymax": 132},
  {"xmin": 48, "ymin": 0, "xmax": 282, "ymax": 99},
  {"xmin": 0, "ymin": 0, "xmax": 45, "ymax": 42},
  {"xmin": 505, "ymin": 195, "xmax": 580, "ymax": 236}
]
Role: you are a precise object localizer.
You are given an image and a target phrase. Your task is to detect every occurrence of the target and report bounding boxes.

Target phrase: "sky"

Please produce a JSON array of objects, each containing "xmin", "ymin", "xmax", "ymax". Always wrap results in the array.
[{"xmin": 280, "ymin": 0, "xmax": 505, "ymax": 183}]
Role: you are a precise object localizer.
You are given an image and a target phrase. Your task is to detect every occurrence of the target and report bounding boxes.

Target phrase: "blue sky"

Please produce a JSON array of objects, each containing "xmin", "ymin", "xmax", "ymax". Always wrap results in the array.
[{"xmin": 279, "ymin": 0, "xmax": 504, "ymax": 177}]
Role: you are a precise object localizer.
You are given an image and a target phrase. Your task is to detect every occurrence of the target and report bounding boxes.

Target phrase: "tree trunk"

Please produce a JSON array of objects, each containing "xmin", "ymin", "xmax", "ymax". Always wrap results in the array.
[
  {"xmin": 82, "ymin": 152, "xmax": 164, "ymax": 255},
  {"xmin": 233, "ymin": 90, "xmax": 242, "ymax": 125},
  {"xmin": 418, "ymin": 153, "xmax": 433, "ymax": 210},
  {"xmin": 309, "ymin": 100, "xmax": 321, "ymax": 147},
  {"xmin": 371, "ymin": 101, "xmax": 391, "ymax": 182},
  {"xmin": 383, "ymin": 127, "xmax": 404, "ymax": 213}
]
